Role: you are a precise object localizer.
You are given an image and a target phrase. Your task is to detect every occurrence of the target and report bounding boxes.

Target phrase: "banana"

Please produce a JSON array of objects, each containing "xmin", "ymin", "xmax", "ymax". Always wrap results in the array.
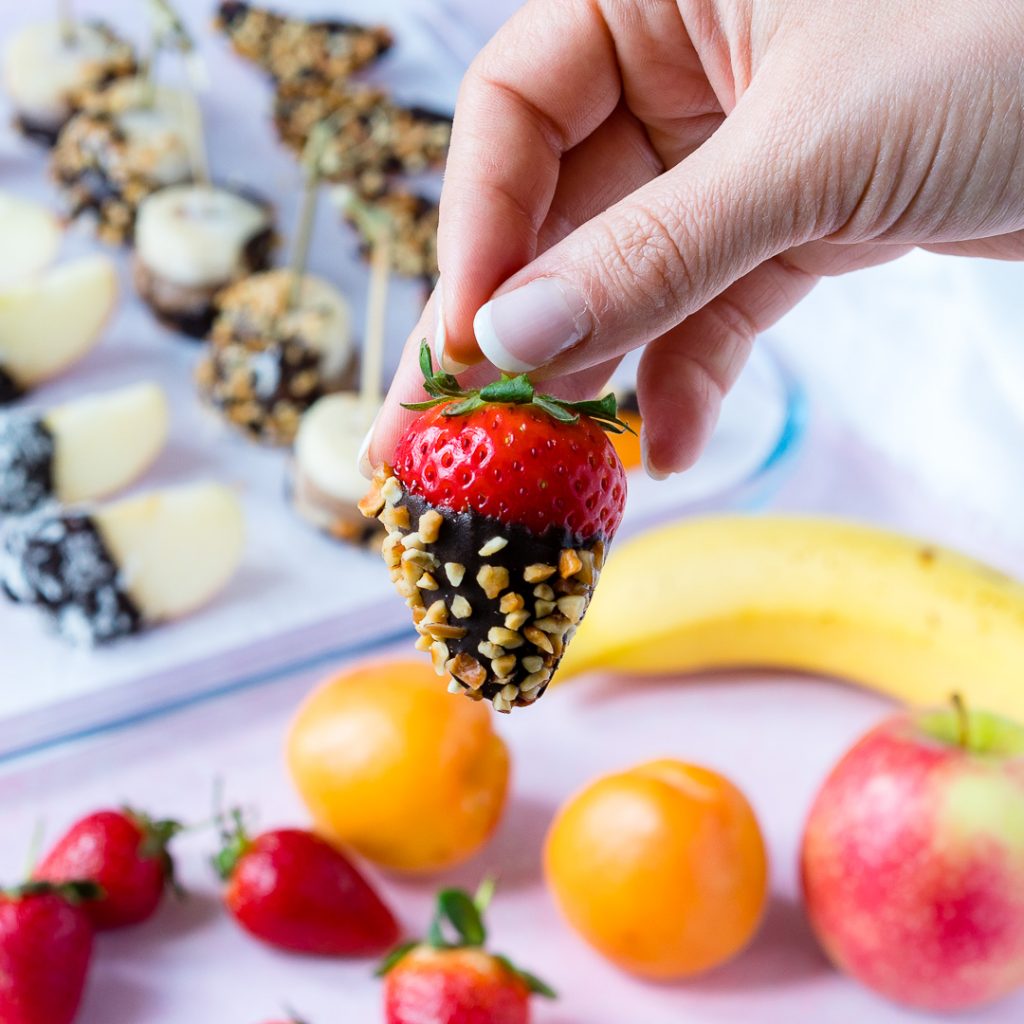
[{"xmin": 558, "ymin": 516, "xmax": 1024, "ymax": 719}]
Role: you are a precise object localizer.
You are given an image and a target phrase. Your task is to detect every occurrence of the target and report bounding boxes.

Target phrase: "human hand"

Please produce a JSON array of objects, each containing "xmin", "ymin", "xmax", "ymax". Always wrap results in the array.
[{"xmin": 365, "ymin": 0, "xmax": 1024, "ymax": 478}]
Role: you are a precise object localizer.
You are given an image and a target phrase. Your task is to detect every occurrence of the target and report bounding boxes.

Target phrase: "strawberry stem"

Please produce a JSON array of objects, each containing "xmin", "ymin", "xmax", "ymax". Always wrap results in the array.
[
  {"xmin": 212, "ymin": 808, "xmax": 252, "ymax": 881},
  {"xmin": 126, "ymin": 807, "xmax": 185, "ymax": 898},
  {"xmin": 4, "ymin": 879, "xmax": 104, "ymax": 904},
  {"xmin": 402, "ymin": 340, "xmax": 635, "ymax": 435}
]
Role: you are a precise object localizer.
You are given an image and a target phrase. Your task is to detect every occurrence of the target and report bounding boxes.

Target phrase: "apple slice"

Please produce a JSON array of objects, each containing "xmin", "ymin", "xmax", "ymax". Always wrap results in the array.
[
  {"xmin": 96, "ymin": 481, "xmax": 245, "ymax": 621},
  {"xmin": 0, "ymin": 255, "xmax": 117, "ymax": 396},
  {"xmin": 0, "ymin": 192, "xmax": 61, "ymax": 286},
  {"xmin": 1, "ymin": 481, "xmax": 245, "ymax": 644},
  {"xmin": 46, "ymin": 381, "xmax": 169, "ymax": 504}
]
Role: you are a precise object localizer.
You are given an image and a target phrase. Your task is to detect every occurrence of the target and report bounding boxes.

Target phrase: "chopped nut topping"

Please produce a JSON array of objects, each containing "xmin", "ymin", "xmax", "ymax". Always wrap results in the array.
[
  {"xmin": 414, "ymin": 634, "xmax": 432, "ymax": 651},
  {"xmin": 422, "ymin": 599, "xmax": 448, "ymax": 625},
  {"xmin": 504, "ymin": 609, "xmax": 530, "ymax": 631},
  {"xmin": 593, "ymin": 539, "xmax": 606, "ymax": 570},
  {"xmin": 478, "ymin": 641, "xmax": 505, "ymax": 660},
  {"xmin": 450, "ymin": 652, "xmax": 487, "ymax": 690},
  {"xmin": 396, "ymin": 578, "xmax": 418, "ymax": 599},
  {"xmin": 500, "ymin": 682, "xmax": 519, "ymax": 701},
  {"xmin": 576, "ymin": 550, "xmax": 596, "ymax": 585},
  {"xmin": 380, "ymin": 504, "xmax": 411, "ymax": 532},
  {"xmin": 418, "ymin": 508, "xmax": 443, "ymax": 543},
  {"xmin": 381, "ymin": 475, "xmax": 402, "ymax": 505},
  {"xmin": 492, "ymin": 654, "xmax": 517, "ymax": 678},
  {"xmin": 477, "ymin": 564, "xmax": 509, "ymax": 600},
  {"xmin": 382, "ymin": 534, "xmax": 403, "ymax": 568},
  {"xmin": 425, "ymin": 622, "xmax": 468, "ymax": 640},
  {"xmin": 478, "ymin": 536, "xmax": 508, "ymax": 556},
  {"xmin": 535, "ymin": 615, "xmax": 571, "ymax": 635},
  {"xmin": 557, "ymin": 594, "xmax": 587, "ymax": 623},
  {"xmin": 559, "ymin": 549, "xmax": 584, "ymax": 578},
  {"xmin": 524, "ymin": 563, "xmax": 557, "ymax": 583},
  {"xmin": 451, "ymin": 595, "xmax": 473, "ymax": 619},
  {"xmin": 499, "ymin": 593, "xmax": 524, "ymax": 613},
  {"xmin": 533, "ymin": 584, "xmax": 555, "ymax": 601},
  {"xmin": 523, "ymin": 625, "xmax": 554, "ymax": 654},
  {"xmin": 402, "ymin": 547, "xmax": 438, "ymax": 570},
  {"xmin": 401, "ymin": 532, "xmax": 426, "ymax": 550},
  {"xmin": 534, "ymin": 599, "xmax": 556, "ymax": 617},
  {"xmin": 447, "ymin": 679, "xmax": 463, "ymax": 694},
  {"xmin": 402, "ymin": 560, "xmax": 424, "ymax": 585},
  {"xmin": 417, "ymin": 573, "xmax": 439, "ymax": 590},
  {"xmin": 518, "ymin": 690, "xmax": 538, "ymax": 703},
  {"xmin": 520, "ymin": 670, "xmax": 550, "ymax": 692},
  {"xmin": 493, "ymin": 693, "xmax": 512, "ymax": 713},
  {"xmin": 488, "ymin": 626, "xmax": 524, "ymax": 649},
  {"xmin": 521, "ymin": 655, "xmax": 544, "ymax": 673},
  {"xmin": 430, "ymin": 640, "xmax": 449, "ymax": 675},
  {"xmin": 411, "ymin": 604, "xmax": 427, "ymax": 624},
  {"xmin": 444, "ymin": 562, "xmax": 466, "ymax": 586},
  {"xmin": 358, "ymin": 483, "xmax": 385, "ymax": 518}
]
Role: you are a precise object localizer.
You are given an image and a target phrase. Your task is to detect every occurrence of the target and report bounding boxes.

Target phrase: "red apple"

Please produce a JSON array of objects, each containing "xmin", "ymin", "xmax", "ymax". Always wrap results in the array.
[{"xmin": 801, "ymin": 699, "xmax": 1024, "ymax": 1011}]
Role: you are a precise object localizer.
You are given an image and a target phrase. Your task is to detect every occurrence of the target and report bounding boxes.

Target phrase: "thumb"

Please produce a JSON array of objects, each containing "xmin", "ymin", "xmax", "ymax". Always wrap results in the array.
[{"xmin": 472, "ymin": 82, "xmax": 826, "ymax": 376}]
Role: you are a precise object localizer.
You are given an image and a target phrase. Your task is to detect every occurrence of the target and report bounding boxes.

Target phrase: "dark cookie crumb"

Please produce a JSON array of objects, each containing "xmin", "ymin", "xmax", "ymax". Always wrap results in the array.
[
  {"xmin": 0, "ymin": 413, "xmax": 55, "ymax": 515},
  {"xmin": 0, "ymin": 368, "xmax": 22, "ymax": 406}
]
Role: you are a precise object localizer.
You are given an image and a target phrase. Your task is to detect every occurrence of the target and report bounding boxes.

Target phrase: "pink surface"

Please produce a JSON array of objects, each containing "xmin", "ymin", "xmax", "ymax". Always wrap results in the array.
[{"xmin": 2, "ymin": 646, "xmax": 1022, "ymax": 1023}]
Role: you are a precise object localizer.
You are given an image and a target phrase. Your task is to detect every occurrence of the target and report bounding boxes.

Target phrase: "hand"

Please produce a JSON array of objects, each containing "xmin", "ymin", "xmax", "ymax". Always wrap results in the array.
[{"xmin": 365, "ymin": 0, "xmax": 1024, "ymax": 478}]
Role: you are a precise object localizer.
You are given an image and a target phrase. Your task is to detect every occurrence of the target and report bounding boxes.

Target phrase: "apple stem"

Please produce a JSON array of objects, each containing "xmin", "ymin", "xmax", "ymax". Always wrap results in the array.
[
  {"xmin": 951, "ymin": 692, "xmax": 970, "ymax": 748},
  {"xmin": 287, "ymin": 122, "xmax": 331, "ymax": 312}
]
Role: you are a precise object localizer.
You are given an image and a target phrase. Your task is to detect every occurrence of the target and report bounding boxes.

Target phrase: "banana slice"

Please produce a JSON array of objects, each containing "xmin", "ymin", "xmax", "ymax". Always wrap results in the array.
[
  {"xmin": 0, "ymin": 193, "xmax": 61, "ymax": 286},
  {"xmin": 0, "ymin": 381, "xmax": 169, "ymax": 515},
  {"xmin": 1, "ymin": 482, "xmax": 245, "ymax": 644},
  {"xmin": 292, "ymin": 393, "xmax": 380, "ymax": 541},
  {"xmin": 0, "ymin": 255, "xmax": 117, "ymax": 401}
]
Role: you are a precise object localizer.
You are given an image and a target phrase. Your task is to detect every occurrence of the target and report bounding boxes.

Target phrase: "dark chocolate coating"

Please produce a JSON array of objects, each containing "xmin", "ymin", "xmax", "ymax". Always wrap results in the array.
[
  {"xmin": 1, "ymin": 511, "xmax": 142, "ymax": 644},
  {"xmin": 13, "ymin": 114, "xmax": 63, "ymax": 147},
  {"xmin": 0, "ymin": 413, "xmax": 55, "ymax": 515},
  {"xmin": 398, "ymin": 492, "xmax": 599, "ymax": 702},
  {"xmin": 0, "ymin": 368, "xmax": 22, "ymax": 405}
]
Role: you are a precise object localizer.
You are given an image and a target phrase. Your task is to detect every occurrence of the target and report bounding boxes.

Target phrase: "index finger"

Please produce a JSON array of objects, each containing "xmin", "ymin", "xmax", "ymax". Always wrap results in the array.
[{"xmin": 438, "ymin": 0, "xmax": 621, "ymax": 365}]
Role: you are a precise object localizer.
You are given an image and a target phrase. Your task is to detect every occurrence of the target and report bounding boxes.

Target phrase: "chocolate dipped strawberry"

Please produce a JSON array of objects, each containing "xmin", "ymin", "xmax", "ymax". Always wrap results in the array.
[{"xmin": 361, "ymin": 343, "xmax": 628, "ymax": 711}]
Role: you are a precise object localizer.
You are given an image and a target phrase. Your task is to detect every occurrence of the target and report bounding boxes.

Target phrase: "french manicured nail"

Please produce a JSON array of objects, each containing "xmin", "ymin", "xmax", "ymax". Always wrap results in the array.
[
  {"xmin": 433, "ymin": 280, "xmax": 468, "ymax": 374},
  {"xmin": 473, "ymin": 277, "xmax": 591, "ymax": 373},
  {"xmin": 640, "ymin": 426, "xmax": 670, "ymax": 481},
  {"xmin": 357, "ymin": 409, "xmax": 381, "ymax": 479}
]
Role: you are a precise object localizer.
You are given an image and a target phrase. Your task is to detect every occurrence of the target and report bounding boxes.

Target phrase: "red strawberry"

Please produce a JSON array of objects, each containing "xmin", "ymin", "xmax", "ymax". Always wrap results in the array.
[
  {"xmin": 380, "ymin": 884, "xmax": 554, "ymax": 1024},
  {"xmin": 34, "ymin": 808, "xmax": 181, "ymax": 930},
  {"xmin": 361, "ymin": 342, "xmax": 629, "ymax": 711},
  {"xmin": 0, "ymin": 881, "xmax": 99, "ymax": 1024},
  {"xmin": 215, "ymin": 815, "xmax": 400, "ymax": 956}
]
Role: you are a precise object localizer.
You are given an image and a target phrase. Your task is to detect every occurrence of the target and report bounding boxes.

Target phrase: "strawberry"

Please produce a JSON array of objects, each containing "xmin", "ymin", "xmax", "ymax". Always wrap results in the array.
[
  {"xmin": 215, "ymin": 815, "xmax": 400, "ymax": 956},
  {"xmin": 380, "ymin": 883, "xmax": 554, "ymax": 1024},
  {"xmin": 34, "ymin": 808, "xmax": 181, "ymax": 930},
  {"xmin": 361, "ymin": 342, "xmax": 629, "ymax": 711},
  {"xmin": 0, "ymin": 880, "xmax": 99, "ymax": 1024}
]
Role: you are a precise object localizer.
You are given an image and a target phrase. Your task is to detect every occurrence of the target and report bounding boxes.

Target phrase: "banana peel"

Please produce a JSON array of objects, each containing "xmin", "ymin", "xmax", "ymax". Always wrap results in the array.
[{"xmin": 557, "ymin": 516, "xmax": 1024, "ymax": 720}]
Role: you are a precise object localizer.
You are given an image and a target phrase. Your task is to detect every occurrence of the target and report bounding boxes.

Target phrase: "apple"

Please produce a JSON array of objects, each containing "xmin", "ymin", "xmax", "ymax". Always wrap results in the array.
[
  {"xmin": 0, "ymin": 191, "xmax": 61, "ymax": 285},
  {"xmin": 801, "ymin": 699, "xmax": 1024, "ymax": 1011}
]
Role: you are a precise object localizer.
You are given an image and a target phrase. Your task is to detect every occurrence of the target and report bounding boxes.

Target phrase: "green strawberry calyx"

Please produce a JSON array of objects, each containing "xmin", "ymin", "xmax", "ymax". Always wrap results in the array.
[
  {"xmin": 212, "ymin": 808, "xmax": 254, "ymax": 881},
  {"xmin": 3, "ymin": 879, "xmax": 105, "ymax": 904},
  {"xmin": 376, "ymin": 878, "xmax": 556, "ymax": 999},
  {"xmin": 402, "ymin": 340, "xmax": 635, "ymax": 436},
  {"xmin": 126, "ymin": 806, "xmax": 185, "ymax": 897}
]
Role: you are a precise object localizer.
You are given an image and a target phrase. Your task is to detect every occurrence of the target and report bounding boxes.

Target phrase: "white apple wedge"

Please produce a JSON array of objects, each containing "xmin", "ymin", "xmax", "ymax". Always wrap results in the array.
[
  {"xmin": 0, "ymin": 255, "xmax": 117, "ymax": 391},
  {"xmin": 96, "ymin": 481, "xmax": 245, "ymax": 621},
  {"xmin": 0, "ymin": 192, "xmax": 61, "ymax": 286},
  {"xmin": 46, "ymin": 381, "xmax": 169, "ymax": 503}
]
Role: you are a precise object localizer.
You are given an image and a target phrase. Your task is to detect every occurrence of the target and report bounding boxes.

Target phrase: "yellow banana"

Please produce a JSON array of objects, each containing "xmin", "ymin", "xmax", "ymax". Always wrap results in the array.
[{"xmin": 558, "ymin": 516, "xmax": 1024, "ymax": 719}]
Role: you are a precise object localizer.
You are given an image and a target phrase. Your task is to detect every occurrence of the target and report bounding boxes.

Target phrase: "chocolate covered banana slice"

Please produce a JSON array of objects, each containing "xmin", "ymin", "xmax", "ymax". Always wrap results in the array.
[
  {"xmin": 0, "ymin": 256, "xmax": 117, "ymax": 403},
  {"xmin": 0, "ymin": 381, "xmax": 169, "ymax": 516},
  {"xmin": 1, "ymin": 482, "xmax": 245, "ymax": 645}
]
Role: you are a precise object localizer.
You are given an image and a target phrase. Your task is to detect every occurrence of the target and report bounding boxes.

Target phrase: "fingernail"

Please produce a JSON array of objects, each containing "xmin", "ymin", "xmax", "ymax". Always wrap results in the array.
[
  {"xmin": 473, "ymin": 277, "xmax": 591, "ymax": 373},
  {"xmin": 433, "ymin": 278, "xmax": 468, "ymax": 374},
  {"xmin": 640, "ymin": 426, "xmax": 670, "ymax": 481},
  {"xmin": 357, "ymin": 408, "xmax": 381, "ymax": 479}
]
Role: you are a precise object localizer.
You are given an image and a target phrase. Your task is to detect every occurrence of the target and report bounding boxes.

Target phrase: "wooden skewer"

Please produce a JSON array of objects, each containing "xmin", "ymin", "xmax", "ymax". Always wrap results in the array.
[
  {"xmin": 287, "ymin": 122, "xmax": 332, "ymax": 311},
  {"xmin": 361, "ymin": 231, "xmax": 392, "ymax": 410}
]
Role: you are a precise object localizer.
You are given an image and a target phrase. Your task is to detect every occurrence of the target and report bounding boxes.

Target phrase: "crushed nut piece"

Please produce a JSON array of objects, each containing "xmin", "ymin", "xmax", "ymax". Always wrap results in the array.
[
  {"xmin": 593, "ymin": 539, "xmax": 606, "ymax": 569},
  {"xmin": 488, "ymin": 627, "xmax": 524, "ymax": 649},
  {"xmin": 524, "ymin": 563, "xmax": 556, "ymax": 583},
  {"xmin": 380, "ymin": 504, "xmax": 410, "ymax": 531},
  {"xmin": 402, "ymin": 560, "xmax": 424, "ymax": 585},
  {"xmin": 382, "ymin": 534, "xmax": 403, "ymax": 568},
  {"xmin": 358, "ymin": 483, "xmax": 384, "ymax": 518},
  {"xmin": 493, "ymin": 693, "xmax": 512, "ymax": 713},
  {"xmin": 401, "ymin": 532, "xmax": 425, "ymax": 550},
  {"xmin": 425, "ymin": 622, "xmax": 468, "ymax": 640},
  {"xmin": 535, "ymin": 615, "xmax": 571, "ymax": 635},
  {"xmin": 557, "ymin": 594, "xmax": 587, "ymax": 623},
  {"xmin": 430, "ymin": 640, "xmax": 449, "ymax": 675},
  {"xmin": 478, "ymin": 536, "xmax": 509, "ymax": 556},
  {"xmin": 534, "ymin": 599, "xmax": 556, "ymax": 617},
  {"xmin": 402, "ymin": 547, "xmax": 438, "ymax": 570},
  {"xmin": 501, "ymin": 682, "xmax": 519, "ymax": 700},
  {"xmin": 451, "ymin": 595, "xmax": 472, "ymax": 618},
  {"xmin": 414, "ymin": 633, "xmax": 432, "ymax": 651},
  {"xmin": 576, "ymin": 550, "xmax": 596, "ymax": 585},
  {"xmin": 477, "ymin": 564, "xmax": 509, "ymax": 600},
  {"xmin": 418, "ymin": 508, "xmax": 443, "ymax": 543},
  {"xmin": 533, "ymin": 584, "xmax": 555, "ymax": 601},
  {"xmin": 521, "ymin": 655, "xmax": 544, "ymax": 673},
  {"xmin": 499, "ymin": 593, "xmax": 524, "ymax": 613},
  {"xmin": 478, "ymin": 641, "xmax": 505, "ymax": 660},
  {"xmin": 444, "ymin": 562, "xmax": 466, "ymax": 586},
  {"xmin": 422, "ymin": 599, "xmax": 448, "ymax": 625},
  {"xmin": 504, "ymin": 609, "xmax": 530, "ymax": 631},
  {"xmin": 449, "ymin": 652, "xmax": 487, "ymax": 689},
  {"xmin": 381, "ymin": 475, "xmax": 402, "ymax": 505},
  {"xmin": 559, "ymin": 549, "xmax": 583, "ymax": 578},
  {"xmin": 417, "ymin": 572, "xmax": 439, "ymax": 590},
  {"xmin": 411, "ymin": 604, "xmax": 427, "ymax": 624},
  {"xmin": 492, "ymin": 654, "xmax": 517, "ymax": 677},
  {"xmin": 447, "ymin": 679, "xmax": 463, "ymax": 694},
  {"xmin": 524, "ymin": 625, "xmax": 554, "ymax": 653},
  {"xmin": 520, "ymin": 670, "xmax": 549, "ymax": 692}
]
